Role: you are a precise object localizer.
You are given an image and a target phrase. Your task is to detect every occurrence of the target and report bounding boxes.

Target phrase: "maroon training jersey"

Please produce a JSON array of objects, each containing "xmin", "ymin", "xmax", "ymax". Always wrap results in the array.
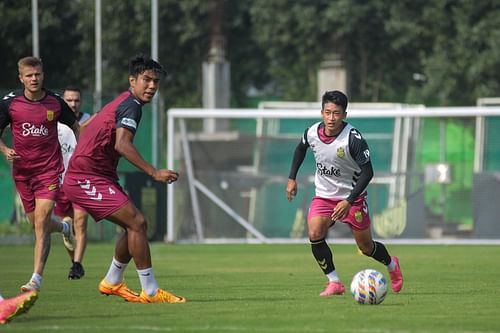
[
  {"xmin": 66, "ymin": 91, "xmax": 143, "ymax": 181},
  {"xmin": 0, "ymin": 89, "xmax": 77, "ymax": 180}
]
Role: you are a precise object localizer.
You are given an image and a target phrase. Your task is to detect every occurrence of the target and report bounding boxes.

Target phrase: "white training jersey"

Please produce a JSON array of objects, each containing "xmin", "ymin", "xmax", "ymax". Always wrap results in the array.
[
  {"xmin": 57, "ymin": 122, "xmax": 77, "ymax": 181},
  {"xmin": 305, "ymin": 122, "xmax": 362, "ymax": 199}
]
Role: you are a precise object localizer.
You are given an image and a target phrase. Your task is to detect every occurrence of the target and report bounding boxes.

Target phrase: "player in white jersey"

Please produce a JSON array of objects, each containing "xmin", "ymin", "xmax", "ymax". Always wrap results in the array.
[
  {"xmin": 63, "ymin": 86, "xmax": 91, "ymax": 124},
  {"xmin": 54, "ymin": 121, "xmax": 78, "ymax": 262},
  {"xmin": 286, "ymin": 90, "xmax": 403, "ymax": 296},
  {"xmin": 58, "ymin": 123, "xmax": 77, "ymax": 180},
  {"xmin": 56, "ymin": 86, "xmax": 90, "ymax": 279}
]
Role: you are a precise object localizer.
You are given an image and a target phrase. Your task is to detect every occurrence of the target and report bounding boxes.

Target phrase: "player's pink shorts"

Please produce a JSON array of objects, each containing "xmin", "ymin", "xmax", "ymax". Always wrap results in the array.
[
  {"xmin": 15, "ymin": 172, "xmax": 61, "ymax": 214},
  {"xmin": 62, "ymin": 173, "xmax": 130, "ymax": 222},
  {"xmin": 307, "ymin": 194, "xmax": 371, "ymax": 231}
]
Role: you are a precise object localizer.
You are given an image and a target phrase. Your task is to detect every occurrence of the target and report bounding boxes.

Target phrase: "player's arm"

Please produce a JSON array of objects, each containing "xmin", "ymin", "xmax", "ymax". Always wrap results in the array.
[
  {"xmin": 286, "ymin": 129, "xmax": 309, "ymax": 202},
  {"xmin": 346, "ymin": 161, "xmax": 373, "ymax": 203},
  {"xmin": 115, "ymin": 128, "xmax": 178, "ymax": 183},
  {"xmin": 0, "ymin": 127, "xmax": 19, "ymax": 161},
  {"xmin": 345, "ymin": 129, "xmax": 373, "ymax": 204},
  {"xmin": 331, "ymin": 129, "xmax": 373, "ymax": 221},
  {"xmin": 79, "ymin": 114, "xmax": 97, "ymax": 134},
  {"xmin": 0, "ymin": 100, "xmax": 19, "ymax": 161}
]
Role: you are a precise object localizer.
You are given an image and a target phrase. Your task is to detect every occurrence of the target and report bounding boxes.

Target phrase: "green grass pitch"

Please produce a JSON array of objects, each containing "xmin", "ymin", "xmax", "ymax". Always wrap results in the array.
[{"xmin": 1, "ymin": 241, "xmax": 499, "ymax": 332}]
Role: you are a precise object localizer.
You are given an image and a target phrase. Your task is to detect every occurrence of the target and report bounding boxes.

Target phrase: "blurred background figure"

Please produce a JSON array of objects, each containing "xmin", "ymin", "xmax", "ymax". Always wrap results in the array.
[{"xmin": 58, "ymin": 86, "xmax": 91, "ymax": 279}]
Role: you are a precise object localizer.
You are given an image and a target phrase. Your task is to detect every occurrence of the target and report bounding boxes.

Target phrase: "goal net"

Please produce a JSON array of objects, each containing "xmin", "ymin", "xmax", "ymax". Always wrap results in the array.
[{"xmin": 166, "ymin": 104, "xmax": 500, "ymax": 243}]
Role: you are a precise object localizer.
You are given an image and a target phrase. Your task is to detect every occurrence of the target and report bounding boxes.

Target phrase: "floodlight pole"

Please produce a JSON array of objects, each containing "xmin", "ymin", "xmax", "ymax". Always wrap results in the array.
[
  {"xmin": 202, "ymin": 0, "xmax": 230, "ymax": 132},
  {"xmin": 94, "ymin": 0, "xmax": 102, "ymax": 113},
  {"xmin": 32, "ymin": 0, "xmax": 39, "ymax": 57},
  {"xmin": 151, "ymin": 0, "xmax": 159, "ymax": 167}
]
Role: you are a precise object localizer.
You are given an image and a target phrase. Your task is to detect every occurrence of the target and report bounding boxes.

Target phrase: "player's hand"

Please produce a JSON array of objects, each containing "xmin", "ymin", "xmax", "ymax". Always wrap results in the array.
[
  {"xmin": 331, "ymin": 200, "xmax": 351, "ymax": 221},
  {"xmin": 1, "ymin": 148, "xmax": 20, "ymax": 161},
  {"xmin": 152, "ymin": 169, "xmax": 179, "ymax": 184},
  {"xmin": 286, "ymin": 179, "xmax": 298, "ymax": 202}
]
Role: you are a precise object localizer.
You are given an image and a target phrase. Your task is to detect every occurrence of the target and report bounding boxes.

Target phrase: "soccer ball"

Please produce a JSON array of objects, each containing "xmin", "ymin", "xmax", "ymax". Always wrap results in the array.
[{"xmin": 350, "ymin": 269, "xmax": 388, "ymax": 305}]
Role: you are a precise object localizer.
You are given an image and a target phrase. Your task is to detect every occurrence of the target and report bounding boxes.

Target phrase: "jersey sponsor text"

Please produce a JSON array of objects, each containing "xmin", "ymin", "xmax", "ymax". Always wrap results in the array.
[{"xmin": 22, "ymin": 123, "xmax": 48, "ymax": 137}]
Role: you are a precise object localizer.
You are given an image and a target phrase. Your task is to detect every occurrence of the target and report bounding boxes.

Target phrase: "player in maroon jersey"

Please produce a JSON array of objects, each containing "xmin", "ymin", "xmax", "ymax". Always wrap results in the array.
[
  {"xmin": 63, "ymin": 54, "xmax": 185, "ymax": 304},
  {"xmin": 0, "ymin": 56, "xmax": 79, "ymax": 292}
]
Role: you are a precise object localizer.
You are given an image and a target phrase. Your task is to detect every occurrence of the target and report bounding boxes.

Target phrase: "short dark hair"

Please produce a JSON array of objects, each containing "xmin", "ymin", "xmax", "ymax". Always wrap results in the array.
[
  {"xmin": 322, "ymin": 90, "xmax": 348, "ymax": 111},
  {"xmin": 63, "ymin": 85, "xmax": 81, "ymax": 94},
  {"xmin": 129, "ymin": 54, "xmax": 166, "ymax": 78}
]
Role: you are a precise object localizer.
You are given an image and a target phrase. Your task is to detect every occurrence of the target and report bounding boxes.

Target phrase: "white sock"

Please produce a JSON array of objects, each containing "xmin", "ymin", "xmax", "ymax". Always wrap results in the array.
[
  {"xmin": 387, "ymin": 260, "xmax": 396, "ymax": 271},
  {"xmin": 137, "ymin": 267, "xmax": 159, "ymax": 296},
  {"xmin": 31, "ymin": 273, "xmax": 42, "ymax": 286},
  {"xmin": 61, "ymin": 221, "xmax": 69, "ymax": 235},
  {"xmin": 0, "ymin": 294, "xmax": 4, "ymax": 301},
  {"xmin": 104, "ymin": 257, "xmax": 128, "ymax": 285},
  {"xmin": 326, "ymin": 270, "xmax": 341, "ymax": 282}
]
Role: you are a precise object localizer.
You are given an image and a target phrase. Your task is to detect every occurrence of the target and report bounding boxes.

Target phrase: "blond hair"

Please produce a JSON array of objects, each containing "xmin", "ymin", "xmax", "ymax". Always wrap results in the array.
[{"xmin": 18, "ymin": 56, "xmax": 43, "ymax": 74}]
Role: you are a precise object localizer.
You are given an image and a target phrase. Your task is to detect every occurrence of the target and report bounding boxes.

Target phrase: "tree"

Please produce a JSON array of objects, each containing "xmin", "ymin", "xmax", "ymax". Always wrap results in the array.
[
  {"xmin": 415, "ymin": 0, "xmax": 500, "ymax": 105},
  {"xmin": 0, "ymin": 0, "xmax": 498, "ymax": 106},
  {"xmin": 250, "ymin": 0, "xmax": 330, "ymax": 101},
  {"xmin": 0, "ymin": 0, "xmax": 90, "ymax": 91}
]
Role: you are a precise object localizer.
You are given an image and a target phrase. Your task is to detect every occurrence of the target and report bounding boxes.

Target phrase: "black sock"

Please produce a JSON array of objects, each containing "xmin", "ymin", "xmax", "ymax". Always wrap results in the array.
[
  {"xmin": 366, "ymin": 241, "xmax": 391, "ymax": 266},
  {"xmin": 310, "ymin": 238, "xmax": 335, "ymax": 274}
]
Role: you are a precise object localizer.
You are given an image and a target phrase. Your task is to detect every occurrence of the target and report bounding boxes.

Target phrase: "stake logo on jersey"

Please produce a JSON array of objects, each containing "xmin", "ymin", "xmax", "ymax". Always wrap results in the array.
[
  {"xmin": 316, "ymin": 162, "xmax": 341, "ymax": 177},
  {"xmin": 21, "ymin": 123, "xmax": 48, "ymax": 137},
  {"xmin": 60, "ymin": 142, "xmax": 75, "ymax": 155}
]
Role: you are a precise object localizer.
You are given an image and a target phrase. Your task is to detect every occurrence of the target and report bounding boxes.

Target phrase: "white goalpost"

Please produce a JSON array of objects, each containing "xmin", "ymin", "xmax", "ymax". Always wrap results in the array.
[{"xmin": 166, "ymin": 105, "xmax": 500, "ymax": 244}]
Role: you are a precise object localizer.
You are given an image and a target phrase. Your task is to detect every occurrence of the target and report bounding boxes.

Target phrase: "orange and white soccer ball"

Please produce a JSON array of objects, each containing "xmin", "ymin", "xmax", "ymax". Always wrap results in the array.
[{"xmin": 350, "ymin": 269, "xmax": 388, "ymax": 305}]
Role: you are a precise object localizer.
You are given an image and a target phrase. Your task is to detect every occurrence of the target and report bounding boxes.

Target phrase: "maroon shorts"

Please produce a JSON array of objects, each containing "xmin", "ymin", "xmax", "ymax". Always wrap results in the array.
[
  {"xmin": 15, "ymin": 172, "xmax": 61, "ymax": 214},
  {"xmin": 53, "ymin": 189, "xmax": 74, "ymax": 218},
  {"xmin": 62, "ymin": 173, "xmax": 130, "ymax": 222},
  {"xmin": 307, "ymin": 194, "xmax": 371, "ymax": 231}
]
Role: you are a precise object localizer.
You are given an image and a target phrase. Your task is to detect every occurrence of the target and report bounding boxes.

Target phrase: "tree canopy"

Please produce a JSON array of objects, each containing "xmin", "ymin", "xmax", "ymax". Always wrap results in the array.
[{"xmin": 0, "ymin": 0, "xmax": 498, "ymax": 107}]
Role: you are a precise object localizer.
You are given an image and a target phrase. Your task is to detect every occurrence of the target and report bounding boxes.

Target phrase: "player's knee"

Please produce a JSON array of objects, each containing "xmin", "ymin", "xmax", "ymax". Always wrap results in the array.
[
  {"xmin": 308, "ymin": 229, "xmax": 325, "ymax": 241},
  {"xmin": 34, "ymin": 218, "xmax": 49, "ymax": 232},
  {"xmin": 358, "ymin": 242, "xmax": 374, "ymax": 256},
  {"xmin": 130, "ymin": 213, "xmax": 148, "ymax": 233}
]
